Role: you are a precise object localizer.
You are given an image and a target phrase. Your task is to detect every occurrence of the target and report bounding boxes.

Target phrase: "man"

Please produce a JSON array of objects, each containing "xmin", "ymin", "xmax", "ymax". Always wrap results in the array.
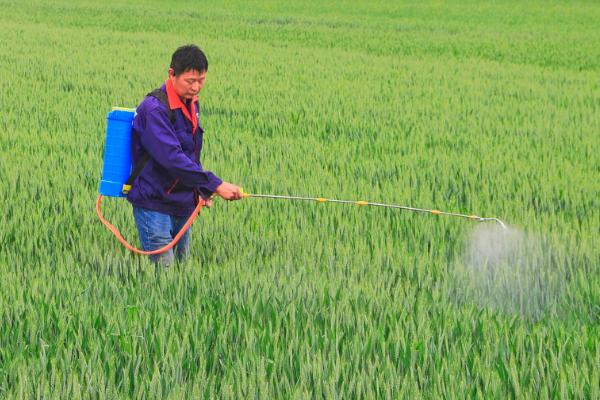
[{"xmin": 127, "ymin": 44, "xmax": 242, "ymax": 265}]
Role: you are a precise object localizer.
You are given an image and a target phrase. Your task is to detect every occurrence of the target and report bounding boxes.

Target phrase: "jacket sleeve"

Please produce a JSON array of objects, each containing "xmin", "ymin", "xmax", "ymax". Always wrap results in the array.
[{"xmin": 137, "ymin": 105, "xmax": 222, "ymax": 198}]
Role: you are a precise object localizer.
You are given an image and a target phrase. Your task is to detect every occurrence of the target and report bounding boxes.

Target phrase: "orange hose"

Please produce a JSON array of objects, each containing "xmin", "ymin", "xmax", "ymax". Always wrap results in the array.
[{"xmin": 96, "ymin": 194, "xmax": 203, "ymax": 255}]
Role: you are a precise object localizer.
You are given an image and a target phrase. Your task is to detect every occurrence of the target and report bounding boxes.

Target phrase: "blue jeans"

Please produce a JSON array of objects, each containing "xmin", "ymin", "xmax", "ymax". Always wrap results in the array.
[{"xmin": 132, "ymin": 206, "xmax": 191, "ymax": 265}]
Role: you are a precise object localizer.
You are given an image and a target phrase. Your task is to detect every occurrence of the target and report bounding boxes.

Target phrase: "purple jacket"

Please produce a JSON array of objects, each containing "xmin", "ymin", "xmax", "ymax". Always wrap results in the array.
[{"xmin": 126, "ymin": 83, "xmax": 222, "ymax": 216}]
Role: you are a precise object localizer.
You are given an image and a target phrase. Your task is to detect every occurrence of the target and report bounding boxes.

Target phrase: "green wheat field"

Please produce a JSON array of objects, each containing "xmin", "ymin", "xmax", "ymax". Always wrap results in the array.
[{"xmin": 0, "ymin": 0, "xmax": 598, "ymax": 398}]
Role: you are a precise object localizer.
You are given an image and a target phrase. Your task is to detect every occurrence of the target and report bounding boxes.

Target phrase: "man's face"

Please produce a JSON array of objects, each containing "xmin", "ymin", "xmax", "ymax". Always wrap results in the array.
[{"xmin": 169, "ymin": 68, "xmax": 206, "ymax": 100}]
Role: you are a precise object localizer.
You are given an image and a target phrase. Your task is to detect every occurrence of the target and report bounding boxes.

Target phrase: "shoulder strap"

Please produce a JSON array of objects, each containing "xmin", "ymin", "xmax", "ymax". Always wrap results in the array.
[
  {"xmin": 147, "ymin": 88, "xmax": 176, "ymax": 124},
  {"xmin": 122, "ymin": 88, "xmax": 175, "ymax": 195},
  {"xmin": 122, "ymin": 153, "xmax": 150, "ymax": 194}
]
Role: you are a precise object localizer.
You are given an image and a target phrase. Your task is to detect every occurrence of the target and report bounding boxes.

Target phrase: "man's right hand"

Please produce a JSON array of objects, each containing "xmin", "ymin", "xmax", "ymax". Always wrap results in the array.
[{"xmin": 214, "ymin": 182, "xmax": 243, "ymax": 200}]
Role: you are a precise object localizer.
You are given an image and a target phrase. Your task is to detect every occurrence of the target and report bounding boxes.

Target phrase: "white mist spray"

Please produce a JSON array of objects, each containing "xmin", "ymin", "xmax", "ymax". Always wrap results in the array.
[{"xmin": 452, "ymin": 224, "xmax": 563, "ymax": 320}]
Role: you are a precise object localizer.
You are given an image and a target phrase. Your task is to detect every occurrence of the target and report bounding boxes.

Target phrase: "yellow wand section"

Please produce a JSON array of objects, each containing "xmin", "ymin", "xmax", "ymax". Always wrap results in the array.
[{"xmin": 240, "ymin": 190, "xmax": 507, "ymax": 229}]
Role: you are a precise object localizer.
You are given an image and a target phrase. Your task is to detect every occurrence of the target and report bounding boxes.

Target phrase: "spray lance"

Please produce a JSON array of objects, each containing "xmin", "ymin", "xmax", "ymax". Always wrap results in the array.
[
  {"xmin": 96, "ymin": 107, "xmax": 507, "ymax": 255},
  {"xmin": 239, "ymin": 192, "xmax": 508, "ymax": 229}
]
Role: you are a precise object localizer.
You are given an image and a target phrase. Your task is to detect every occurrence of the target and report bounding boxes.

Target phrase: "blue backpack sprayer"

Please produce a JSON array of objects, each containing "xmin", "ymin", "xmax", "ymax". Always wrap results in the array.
[
  {"xmin": 98, "ymin": 107, "xmax": 135, "ymax": 197},
  {"xmin": 96, "ymin": 107, "xmax": 204, "ymax": 255}
]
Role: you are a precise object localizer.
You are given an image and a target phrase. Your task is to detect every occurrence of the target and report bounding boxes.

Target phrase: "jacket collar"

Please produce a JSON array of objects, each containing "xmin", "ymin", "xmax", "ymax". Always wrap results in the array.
[{"xmin": 165, "ymin": 79, "xmax": 198, "ymax": 132}]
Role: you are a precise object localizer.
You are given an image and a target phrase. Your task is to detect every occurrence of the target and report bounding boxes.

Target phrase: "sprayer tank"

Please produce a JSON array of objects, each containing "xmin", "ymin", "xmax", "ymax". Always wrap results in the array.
[{"xmin": 98, "ymin": 109, "xmax": 135, "ymax": 197}]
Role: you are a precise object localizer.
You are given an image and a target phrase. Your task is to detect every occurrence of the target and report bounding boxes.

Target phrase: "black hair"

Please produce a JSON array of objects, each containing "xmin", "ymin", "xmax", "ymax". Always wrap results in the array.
[{"xmin": 170, "ymin": 44, "xmax": 208, "ymax": 76}]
